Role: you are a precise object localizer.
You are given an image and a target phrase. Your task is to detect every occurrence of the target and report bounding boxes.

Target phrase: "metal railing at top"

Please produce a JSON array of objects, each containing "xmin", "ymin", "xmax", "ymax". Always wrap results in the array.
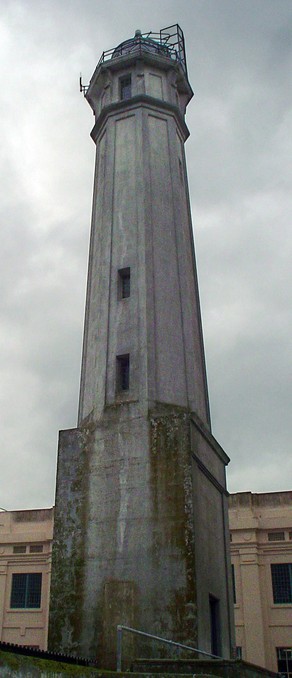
[
  {"xmin": 97, "ymin": 24, "xmax": 187, "ymax": 76},
  {"xmin": 116, "ymin": 624, "xmax": 222, "ymax": 672}
]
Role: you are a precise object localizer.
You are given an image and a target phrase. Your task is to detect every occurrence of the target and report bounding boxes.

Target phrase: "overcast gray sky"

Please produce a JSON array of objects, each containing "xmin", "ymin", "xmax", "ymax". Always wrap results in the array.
[{"xmin": 1, "ymin": 0, "xmax": 291, "ymax": 510}]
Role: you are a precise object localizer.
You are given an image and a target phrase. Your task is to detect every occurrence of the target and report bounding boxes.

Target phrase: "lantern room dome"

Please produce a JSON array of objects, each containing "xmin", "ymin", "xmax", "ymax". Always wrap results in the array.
[{"xmin": 112, "ymin": 29, "xmax": 171, "ymax": 60}]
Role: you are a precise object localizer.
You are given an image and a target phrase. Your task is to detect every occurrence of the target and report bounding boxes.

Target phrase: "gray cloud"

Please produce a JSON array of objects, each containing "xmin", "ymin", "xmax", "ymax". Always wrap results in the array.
[{"xmin": 0, "ymin": 0, "xmax": 291, "ymax": 508}]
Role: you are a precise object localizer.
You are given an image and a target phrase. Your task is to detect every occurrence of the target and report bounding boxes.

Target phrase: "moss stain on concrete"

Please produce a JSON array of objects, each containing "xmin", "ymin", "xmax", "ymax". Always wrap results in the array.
[
  {"xmin": 49, "ymin": 428, "xmax": 91, "ymax": 654},
  {"xmin": 0, "ymin": 649, "xmax": 97, "ymax": 675},
  {"xmin": 149, "ymin": 406, "xmax": 198, "ymax": 647}
]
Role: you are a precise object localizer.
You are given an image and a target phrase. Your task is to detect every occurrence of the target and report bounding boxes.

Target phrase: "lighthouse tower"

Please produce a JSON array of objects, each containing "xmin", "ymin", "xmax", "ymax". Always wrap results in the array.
[{"xmin": 49, "ymin": 26, "xmax": 234, "ymax": 667}]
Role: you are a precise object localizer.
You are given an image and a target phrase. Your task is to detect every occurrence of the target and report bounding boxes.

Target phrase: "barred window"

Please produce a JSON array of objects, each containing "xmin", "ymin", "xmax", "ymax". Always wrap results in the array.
[
  {"xmin": 271, "ymin": 564, "xmax": 292, "ymax": 604},
  {"xmin": 10, "ymin": 573, "xmax": 42, "ymax": 608},
  {"xmin": 13, "ymin": 545, "xmax": 26, "ymax": 554},
  {"xmin": 268, "ymin": 531, "xmax": 285, "ymax": 541},
  {"xmin": 277, "ymin": 647, "xmax": 292, "ymax": 677},
  {"xmin": 29, "ymin": 544, "xmax": 43, "ymax": 553}
]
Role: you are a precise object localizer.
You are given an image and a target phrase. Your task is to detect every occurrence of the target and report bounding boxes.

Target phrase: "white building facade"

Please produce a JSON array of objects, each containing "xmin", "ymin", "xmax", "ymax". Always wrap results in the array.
[
  {"xmin": 0, "ymin": 508, "xmax": 53, "ymax": 650},
  {"xmin": 229, "ymin": 491, "xmax": 292, "ymax": 677}
]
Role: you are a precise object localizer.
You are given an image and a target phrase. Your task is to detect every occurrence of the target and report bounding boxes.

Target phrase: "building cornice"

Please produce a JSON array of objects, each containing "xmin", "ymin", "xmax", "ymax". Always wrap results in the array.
[
  {"xmin": 190, "ymin": 411, "xmax": 230, "ymax": 466},
  {"xmin": 192, "ymin": 451, "xmax": 229, "ymax": 496},
  {"xmin": 90, "ymin": 94, "xmax": 190, "ymax": 143}
]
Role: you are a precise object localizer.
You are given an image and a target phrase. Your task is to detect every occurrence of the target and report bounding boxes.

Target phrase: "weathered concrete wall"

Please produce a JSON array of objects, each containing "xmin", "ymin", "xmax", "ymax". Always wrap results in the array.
[
  {"xmin": 49, "ymin": 428, "xmax": 89, "ymax": 654},
  {"xmin": 50, "ymin": 409, "xmax": 198, "ymax": 667},
  {"xmin": 49, "ymin": 407, "xmax": 233, "ymax": 666},
  {"xmin": 78, "ymin": 55, "xmax": 210, "ymax": 427},
  {"xmin": 132, "ymin": 658, "xmax": 280, "ymax": 677},
  {"xmin": 190, "ymin": 417, "xmax": 234, "ymax": 658}
]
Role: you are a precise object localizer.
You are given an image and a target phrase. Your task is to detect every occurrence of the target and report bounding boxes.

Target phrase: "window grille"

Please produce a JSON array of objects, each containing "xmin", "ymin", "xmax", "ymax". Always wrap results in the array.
[
  {"xmin": 278, "ymin": 648, "xmax": 292, "ymax": 660},
  {"xmin": 10, "ymin": 573, "xmax": 42, "ymax": 608},
  {"xmin": 271, "ymin": 564, "xmax": 292, "ymax": 604},
  {"xmin": 13, "ymin": 545, "xmax": 26, "ymax": 554},
  {"xmin": 277, "ymin": 647, "xmax": 292, "ymax": 677},
  {"xmin": 29, "ymin": 544, "xmax": 43, "ymax": 553},
  {"xmin": 268, "ymin": 531, "xmax": 285, "ymax": 541}
]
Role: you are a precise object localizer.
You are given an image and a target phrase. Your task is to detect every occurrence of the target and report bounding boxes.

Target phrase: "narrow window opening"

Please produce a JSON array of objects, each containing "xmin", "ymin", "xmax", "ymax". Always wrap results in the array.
[
  {"xmin": 178, "ymin": 157, "xmax": 184, "ymax": 183},
  {"xmin": 116, "ymin": 354, "xmax": 130, "ymax": 392},
  {"xmin": 231, "ymin": 564, "xmax": 236, "ymax": 604},
  {"xmin": 120, "ymin": 75, "xmax": 132, "ymax": 100},
  {"xmin": 118, "ymin": 268, "xmax": 130, "ymax": 299}
]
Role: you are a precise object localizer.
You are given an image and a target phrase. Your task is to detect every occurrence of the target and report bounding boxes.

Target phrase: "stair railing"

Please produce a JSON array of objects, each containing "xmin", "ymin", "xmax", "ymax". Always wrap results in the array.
[{"xmin": 116, "ymin": 624, "xmax": 221, "ymax": 671}]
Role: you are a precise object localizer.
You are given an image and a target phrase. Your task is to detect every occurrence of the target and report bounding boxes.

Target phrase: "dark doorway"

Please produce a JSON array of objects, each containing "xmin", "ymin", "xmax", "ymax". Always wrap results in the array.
[{"xmin": 209, "ymin": 594, "xmax": 221, "ymax": 657}]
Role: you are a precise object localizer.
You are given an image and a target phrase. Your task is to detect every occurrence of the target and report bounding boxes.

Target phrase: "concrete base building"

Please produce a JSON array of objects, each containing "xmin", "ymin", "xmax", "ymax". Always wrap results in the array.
[
  {"xmin": 229, "ymin": 491, "xmax": 292, "ymax": 677},
  {"xmin": 0, "ymin": 509, "xmax": 53, "ymax": 650},
  {"xmin": 49, "ymin": 26, "xmax": 234, "ymax": 667}
]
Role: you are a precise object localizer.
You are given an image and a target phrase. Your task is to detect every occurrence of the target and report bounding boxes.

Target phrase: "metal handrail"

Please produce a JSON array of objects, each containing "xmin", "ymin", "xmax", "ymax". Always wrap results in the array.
[
  {"xmin": 116, "ymin": 624, "xmax": 221, "ymax": 671},
  {"xmin": 97, "ymin": 39, "xmax": 181, "ymax": 70}
]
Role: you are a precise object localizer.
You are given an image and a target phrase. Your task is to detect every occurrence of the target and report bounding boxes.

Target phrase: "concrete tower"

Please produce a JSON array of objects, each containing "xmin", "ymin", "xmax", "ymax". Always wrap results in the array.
[{"xmin": 49, "ymin": 26, "xmax": 234, "ymax": 667}]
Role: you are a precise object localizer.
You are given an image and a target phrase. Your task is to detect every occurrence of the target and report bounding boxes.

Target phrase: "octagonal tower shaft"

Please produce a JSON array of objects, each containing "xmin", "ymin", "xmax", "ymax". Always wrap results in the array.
[
  {"xmin": 49, "ymin": 29, "xmax": 234, "ymax": 667},
  {"xmin": 78, "ymin": 39, "xmax": 211, "ymax": 427}
]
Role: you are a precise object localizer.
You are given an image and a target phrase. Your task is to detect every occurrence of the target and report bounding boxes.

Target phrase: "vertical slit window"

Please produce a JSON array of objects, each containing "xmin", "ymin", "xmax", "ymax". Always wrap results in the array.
[
  {"xmin": 178, "ymin": 157, "xmax": 184, "ymax": 183},
  {"xmin": 118, "ymin": 268, "xmax": 130, "ymax": 299},
  {"xmin": 120, "ymin": 75, "xmax": 132, "ymax": 100},
  {"xmin": 117, "ymin": 354, "xmax": 130, "ymax": 392},
  {"xmin": 231, "ymin": 564, "xmax": 236, "ymax": 604}
]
